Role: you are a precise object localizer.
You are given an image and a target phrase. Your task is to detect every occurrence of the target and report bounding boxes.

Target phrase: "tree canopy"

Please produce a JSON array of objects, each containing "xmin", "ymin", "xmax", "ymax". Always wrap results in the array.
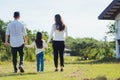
[{"xmin": 0, "ymin": 19, "xmax": 116, "ymax": 61}]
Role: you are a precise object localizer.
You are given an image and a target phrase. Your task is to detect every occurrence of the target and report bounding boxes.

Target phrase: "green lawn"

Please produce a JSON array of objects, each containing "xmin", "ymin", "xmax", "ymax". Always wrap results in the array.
[{"xmin": 0, "ymin": 57, "xmax": 120, "ymax": 80}]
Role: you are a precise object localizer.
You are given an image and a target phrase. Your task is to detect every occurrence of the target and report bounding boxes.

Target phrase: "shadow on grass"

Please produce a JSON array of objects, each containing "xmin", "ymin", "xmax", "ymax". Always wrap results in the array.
[
  {"xmin": 65, "ymin": 57, "xmax": 120, "ymax": 64},
  {"xmin": 0, "ymin": 71, "xmax": 54, "ymax": 78},
  {"xmin": 0, "ymin": 72, "xmax": 37, "ymax": 77},
  {"xmin": 87, "ymin": 76, "xmax": 120, "ymax": 80}
]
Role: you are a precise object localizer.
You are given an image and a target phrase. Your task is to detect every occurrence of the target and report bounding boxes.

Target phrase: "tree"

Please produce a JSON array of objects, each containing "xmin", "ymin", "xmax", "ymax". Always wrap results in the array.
[
  {"xmin": 0, "ymin": 20, "xmax": 6, "ymax": 44},
  {"xmin": 24, "ymin": 30, "xmax": 53, "ymax": 61},
  {"xmin": 0, "ymin": 19, "xmax": 53, "ymax": 61},
  {"xmin": 66, "ymin": 37, "xmax": 115, "ymax": 60},
  {"xmin": 0, "ymin": 20, "xmax": 12, "ymax": 61},
  {"xmin": 0, "ymin": 19, "xmax": 8, "ymax": 52},
  {"xmin": 106, "ymin": 23, "xmax": 115, "ymax": 36}
]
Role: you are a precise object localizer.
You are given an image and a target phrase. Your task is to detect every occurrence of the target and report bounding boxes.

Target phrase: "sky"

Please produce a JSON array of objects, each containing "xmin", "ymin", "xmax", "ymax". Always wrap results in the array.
[{"xmin": 0, "ymin": 0, "xmax": 114, "ymax": 41}]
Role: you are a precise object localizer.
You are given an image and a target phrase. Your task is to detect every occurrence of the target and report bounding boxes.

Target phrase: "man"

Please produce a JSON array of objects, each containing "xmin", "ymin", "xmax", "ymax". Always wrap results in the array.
[{"xmin": 5, "ymin": 11, "xmax": 27, "ymax": 73}]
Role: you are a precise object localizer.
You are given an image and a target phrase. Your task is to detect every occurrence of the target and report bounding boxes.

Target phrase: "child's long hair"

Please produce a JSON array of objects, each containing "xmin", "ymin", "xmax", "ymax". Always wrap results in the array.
[
  {"xmin": 35, "ymin": 32, "xmax": 43, "ymax": 48},
  {"xmin": 55, "ymin": 14, "xmax": 65, "ymax": 31}
]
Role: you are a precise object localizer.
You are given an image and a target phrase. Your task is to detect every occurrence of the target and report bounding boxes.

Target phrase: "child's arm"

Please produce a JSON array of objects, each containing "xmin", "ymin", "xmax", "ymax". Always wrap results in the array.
[{"xmin": 25, "ymin": 41, "xmax": 35, "ymax": 48}]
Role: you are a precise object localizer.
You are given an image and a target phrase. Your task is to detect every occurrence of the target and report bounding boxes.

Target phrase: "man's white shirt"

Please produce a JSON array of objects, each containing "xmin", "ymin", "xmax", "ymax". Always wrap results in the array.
[{"xmin": 6, "ymin": 20, "xmax": 27, "ymax": 47}]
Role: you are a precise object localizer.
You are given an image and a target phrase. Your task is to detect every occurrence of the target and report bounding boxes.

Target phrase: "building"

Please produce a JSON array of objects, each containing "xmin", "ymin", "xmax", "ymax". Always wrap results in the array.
[
  {"xmin": 98, "ymin": 0, "xmax": 120, "ymax": 58},
  {"xmin": 64, "ymin": 48, "xmax": 71, "ymax": 56}
]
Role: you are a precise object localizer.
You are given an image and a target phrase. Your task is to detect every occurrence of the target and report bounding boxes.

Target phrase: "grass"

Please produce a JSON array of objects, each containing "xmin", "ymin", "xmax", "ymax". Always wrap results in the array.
[{"xmin": 0, "ymin": 56, "xmax": 120, "ymax": 80}]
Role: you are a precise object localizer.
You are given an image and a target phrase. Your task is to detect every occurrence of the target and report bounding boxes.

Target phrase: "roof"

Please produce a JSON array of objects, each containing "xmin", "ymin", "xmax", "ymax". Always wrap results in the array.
[{"xmin": 98, "ymin": 0, "xmax": 120, "ymax": 20}]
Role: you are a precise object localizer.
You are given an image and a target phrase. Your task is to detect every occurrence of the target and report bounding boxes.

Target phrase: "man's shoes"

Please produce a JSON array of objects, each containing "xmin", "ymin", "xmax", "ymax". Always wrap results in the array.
[
  {"xmin": 19, "ymin": 65, "xmax": 24, "ymax": 73},
  {"xmin": 14, "ymin": 69, "xmax": 18, "ymax": 73}
]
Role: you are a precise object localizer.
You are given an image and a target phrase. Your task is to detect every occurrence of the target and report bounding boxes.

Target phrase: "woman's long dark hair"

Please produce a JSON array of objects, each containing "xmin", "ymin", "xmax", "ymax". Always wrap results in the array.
[
  {"xmin": 35, "ymin": 32, "xmax": 43, "ymax": 48},
  {"xmin": 55, "ymin": 14, "xmax": 65, "ymax": 31}
]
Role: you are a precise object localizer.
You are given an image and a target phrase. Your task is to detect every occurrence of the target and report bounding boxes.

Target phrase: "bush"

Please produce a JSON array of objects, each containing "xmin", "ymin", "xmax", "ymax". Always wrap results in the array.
[
  {"xmin": 44, "ymin": 54, "xmax": 53, "ymax": 61},
  {"xmin": 0, "ymin": 53, "xmax": 10, "ymax": 61},
  {"xmin": 24, "ymin": 47, "xmax": 36, "ymax": 61}
]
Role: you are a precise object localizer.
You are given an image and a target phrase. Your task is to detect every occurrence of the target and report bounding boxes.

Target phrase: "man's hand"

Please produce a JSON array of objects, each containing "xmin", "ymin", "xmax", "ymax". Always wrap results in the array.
[
  {"xmin": 4, "ymin": 42, "xmax": 9, "ymax": 47},
  {"xmin": 24, "ymin": 36, "xmax": 28, "ymax": 45},
  {"xmin": 5, "ymin": 35, "xmax": 9, "ymax": 47}
]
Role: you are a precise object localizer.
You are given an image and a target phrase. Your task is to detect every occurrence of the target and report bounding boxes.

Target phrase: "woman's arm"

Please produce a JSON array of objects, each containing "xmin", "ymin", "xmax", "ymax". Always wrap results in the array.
[
  {"xmin": 47, "ymin": 24, "xmax": 55, "ymax": 43},
  {"xmin": 65, "ymin": 26, "xmax": 68, "ymax": 40}
]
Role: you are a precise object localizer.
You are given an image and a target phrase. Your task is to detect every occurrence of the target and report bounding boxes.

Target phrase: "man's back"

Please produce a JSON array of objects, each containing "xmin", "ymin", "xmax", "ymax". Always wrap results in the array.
[{"xmin": 6, "ymin": 20, "xmax": 27, "ymax": 47}]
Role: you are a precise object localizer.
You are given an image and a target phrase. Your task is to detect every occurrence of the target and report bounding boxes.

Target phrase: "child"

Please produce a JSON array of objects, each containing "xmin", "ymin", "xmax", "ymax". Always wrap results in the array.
[{"xmin": 25, "ymin": 32, "xmax": 47, "ymax": 72}]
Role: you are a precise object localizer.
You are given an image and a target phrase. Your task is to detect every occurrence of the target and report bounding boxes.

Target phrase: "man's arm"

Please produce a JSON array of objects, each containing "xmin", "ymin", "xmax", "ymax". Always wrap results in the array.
[
  {"xmin": 4, "ymin": 35, "xmax": 9, "ymax": 47},
  {"xmin": 5, "ymin": 24, "xmax": 10, "ymax": 47},
  {"xmin": 22, "ymin": 25, "xmax": 28, "ymax": 45},
  {"xmin": 23, "ymin": 35, "xmax": 28, "ymax": 45}
]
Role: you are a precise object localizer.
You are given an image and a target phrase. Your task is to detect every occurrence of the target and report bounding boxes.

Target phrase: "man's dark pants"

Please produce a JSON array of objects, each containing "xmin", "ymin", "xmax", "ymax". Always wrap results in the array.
[{"xmin": 11, "ymin": 44, "xmax": 24, "ymax": 72}]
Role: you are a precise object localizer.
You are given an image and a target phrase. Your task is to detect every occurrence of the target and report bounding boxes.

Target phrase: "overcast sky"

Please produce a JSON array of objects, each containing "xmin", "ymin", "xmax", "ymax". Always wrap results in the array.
[{"xmin": 0, "ymin": 0, "xmax": 114, "ymax": 40}]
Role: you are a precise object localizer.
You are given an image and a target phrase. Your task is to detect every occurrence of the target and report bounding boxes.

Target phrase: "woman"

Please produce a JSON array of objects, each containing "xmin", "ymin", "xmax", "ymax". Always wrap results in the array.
[{"xmin": 48, "ymin": 14, "xmax": 68, "ymax": 72}]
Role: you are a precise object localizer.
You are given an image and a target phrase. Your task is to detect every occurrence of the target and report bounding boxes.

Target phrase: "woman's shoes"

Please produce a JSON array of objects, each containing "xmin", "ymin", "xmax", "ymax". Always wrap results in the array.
[
  {"xmin": 55, "ymin": 69, "xmax": 58, "ymax": 72},
  {"xmin": 60, "ymin": 68, "xmax": 63, "ymax": 72},
  {"xmin": 55, "ymin": 68, "xmax": 63, "ymax": 72}
]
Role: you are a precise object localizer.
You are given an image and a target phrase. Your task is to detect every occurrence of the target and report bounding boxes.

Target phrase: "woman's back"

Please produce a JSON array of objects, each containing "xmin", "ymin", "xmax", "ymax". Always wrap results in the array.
[{"xmin": 52, "ymin": 24, "xmax": 67, "ymax": 41}]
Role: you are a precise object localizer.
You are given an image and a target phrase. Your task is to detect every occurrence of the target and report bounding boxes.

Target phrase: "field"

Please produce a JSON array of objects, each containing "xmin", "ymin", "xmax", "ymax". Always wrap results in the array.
[{"xmin": 0, "ymin": 57, "xmax": 120, "ymax": 80}]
